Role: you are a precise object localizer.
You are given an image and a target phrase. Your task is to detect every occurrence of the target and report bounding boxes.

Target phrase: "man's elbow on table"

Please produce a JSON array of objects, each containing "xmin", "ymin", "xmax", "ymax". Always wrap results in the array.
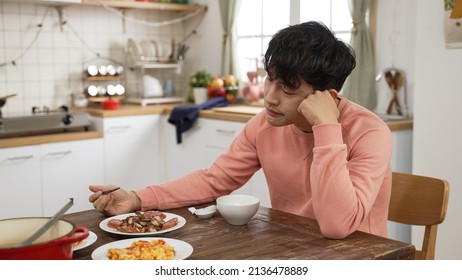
[{"xmin": 319, "ymin": 224, "xmax": 353, "ymax": 240}]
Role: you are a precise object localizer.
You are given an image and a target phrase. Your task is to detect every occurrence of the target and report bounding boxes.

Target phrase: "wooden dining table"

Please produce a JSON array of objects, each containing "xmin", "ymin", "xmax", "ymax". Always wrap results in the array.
[{"xmin": 67, "ymin": 205, "xmax": 415, "ymax": 260}]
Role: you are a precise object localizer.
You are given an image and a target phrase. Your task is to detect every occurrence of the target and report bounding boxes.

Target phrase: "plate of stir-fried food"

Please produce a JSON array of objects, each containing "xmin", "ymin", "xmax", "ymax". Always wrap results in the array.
[
  {"xmin": 91, "ymin": 238, "xmax": 193, "ymax": 260},
  {"xmin": 99, "ymin": 210, "xmax": 186, "ymax": 236}
]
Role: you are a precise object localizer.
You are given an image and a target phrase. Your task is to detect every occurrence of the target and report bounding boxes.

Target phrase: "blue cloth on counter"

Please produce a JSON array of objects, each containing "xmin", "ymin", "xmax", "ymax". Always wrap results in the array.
[{"xmin": 168, "ymin": 97, "xmax": 229, "ymax": 144}]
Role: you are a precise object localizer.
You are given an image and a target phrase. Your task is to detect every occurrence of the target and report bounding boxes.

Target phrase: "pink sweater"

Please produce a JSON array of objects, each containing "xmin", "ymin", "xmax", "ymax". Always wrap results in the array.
[{"xmin": 134, "ymin": 98, "xmax": 393, "ymax": 239}]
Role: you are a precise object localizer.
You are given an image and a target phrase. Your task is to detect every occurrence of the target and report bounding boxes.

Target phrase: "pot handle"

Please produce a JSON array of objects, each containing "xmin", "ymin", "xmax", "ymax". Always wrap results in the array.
[{"xmin": 56, "ymin": 227, "xmax": 89, "ymax": 245}]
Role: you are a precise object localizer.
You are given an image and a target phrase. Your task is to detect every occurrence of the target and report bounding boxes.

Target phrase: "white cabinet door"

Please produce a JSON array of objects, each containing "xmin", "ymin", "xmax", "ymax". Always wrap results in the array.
[
  {"xmin": 388, "ymin": 129, "xmax": 413, "ymax": 243},
  {"xmin": 41, "ymin": 139, "xmax": 105, "ymax": 216},
  {"xmin": 0, "ymin": 145, "xmax": 42, "ymax": 219},
  {"xmin": 161, "ymin": 115, "xmax": 207, "ymax": 181},
  {"xmin": 97, "ymin": 115, "xmax": 161, "ymax": 189},
  {"xmin": 203, "ymin": 119, "xmax": 271, "ymax": 207}
]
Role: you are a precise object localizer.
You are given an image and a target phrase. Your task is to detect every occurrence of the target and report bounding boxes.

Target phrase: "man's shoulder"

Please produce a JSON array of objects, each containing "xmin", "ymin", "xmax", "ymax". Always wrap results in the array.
[{"xmin": 339, "ymin": 99, "xmax": 391, "ymax": 134}]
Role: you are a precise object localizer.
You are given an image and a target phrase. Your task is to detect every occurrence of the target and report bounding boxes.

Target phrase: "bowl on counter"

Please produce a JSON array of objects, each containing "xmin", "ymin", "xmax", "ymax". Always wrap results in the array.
[
  {"xmin": 216, "ymin": 194, "xmax": 260, "ymax": 225},
  {"xmin": 101, "ymin": 98, "xmax": 119, "ymax": 110},
  {"xmin": 0, "ymin": 217, "xmax": 89, "ymax": 260}
]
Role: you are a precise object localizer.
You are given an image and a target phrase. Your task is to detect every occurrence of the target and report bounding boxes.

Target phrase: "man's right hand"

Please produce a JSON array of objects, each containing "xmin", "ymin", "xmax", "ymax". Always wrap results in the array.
[{"xmin": 88, "ymin": 185, "xmax": 141, "ymax": 216}]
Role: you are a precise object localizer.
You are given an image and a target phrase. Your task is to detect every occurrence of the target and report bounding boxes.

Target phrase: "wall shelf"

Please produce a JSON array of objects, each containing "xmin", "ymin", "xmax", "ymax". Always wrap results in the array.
[
  {"xmin": 15, "ymin": 1, "xmax": 205, "ymax": 13},
  {"xmin": 81, "ymin": 0, "xmax": 203, "ymax": 12}
]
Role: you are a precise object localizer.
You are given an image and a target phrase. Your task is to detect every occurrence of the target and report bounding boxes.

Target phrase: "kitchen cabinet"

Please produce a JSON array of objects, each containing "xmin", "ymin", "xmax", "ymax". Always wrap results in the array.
[
  {"xmin": 161, "ymin": 116, "xmax": 271, "ymax": 207},
  {"xmin": 0, "ymin": 137, "xmax": 104, "ymax": 219},
  {"xmin": 162, "ymin": 116, "xmax": 413, "ymax": 211},
  {"xmin": 203, "ymin": 119, "xmax": 271, "ymax": 207},
  {"xmin": 41, "ymin": 138, "xmax": 104, "ymax": 216},
  {"xmin": 160, "ymin": 115, "xmax": 207, "ymax": 180},
  {"xmin": 0, "ymin": 145, "xmax": 42, "ymax": 219},
  {"xmin": 388, "ymin": 129, "xmax": 413, "ymax": 244},
  {"xmin": 390, "ymin": 129, "xmax": 413, "ymax": 173},
  {"xmin": 91, "ymin": 114, "xmax": 161, "ymax": 189}
]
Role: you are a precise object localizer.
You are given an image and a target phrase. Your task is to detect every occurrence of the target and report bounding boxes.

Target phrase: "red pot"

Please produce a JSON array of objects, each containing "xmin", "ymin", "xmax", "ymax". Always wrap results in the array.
[
  {"xmin": 0, "ymin": 217, "xmax": 89, "ymax": 260},
  {"xmin": 102, "ymin": 98, "xmax": 119, "ymax": 110}
]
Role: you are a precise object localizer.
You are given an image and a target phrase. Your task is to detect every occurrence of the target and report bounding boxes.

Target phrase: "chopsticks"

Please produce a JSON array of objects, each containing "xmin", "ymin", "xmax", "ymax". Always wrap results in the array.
[{"xmin": 102, "ymin": 187, "xmax": 120, "ymax": 195}]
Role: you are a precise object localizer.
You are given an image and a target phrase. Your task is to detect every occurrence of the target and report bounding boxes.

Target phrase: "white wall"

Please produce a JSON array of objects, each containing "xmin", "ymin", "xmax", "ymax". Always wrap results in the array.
[
  {"xmin": 374, "ymin": 0, "xmax": 416, "ymax": 117},
  {"xmin": 182, "ymin": 0, "xmax": 222, "ymax": 78},
  {"xmin": 412, "ymin": 0, "xmax": 462, "ymax": 260},
  {"xmin": 0, "ymin": 1, "xmax": 185, "ymax": 115}
]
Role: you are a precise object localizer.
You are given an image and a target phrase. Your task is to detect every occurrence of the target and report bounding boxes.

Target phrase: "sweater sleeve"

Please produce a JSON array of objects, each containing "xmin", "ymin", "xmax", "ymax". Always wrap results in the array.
[
  {"xmin": 133, "ymin": 115, "xmax": 262, "ymax": 211},
  {"xmin": 310, "ymin": 122, "xmax": 392, "ymax": 239}
]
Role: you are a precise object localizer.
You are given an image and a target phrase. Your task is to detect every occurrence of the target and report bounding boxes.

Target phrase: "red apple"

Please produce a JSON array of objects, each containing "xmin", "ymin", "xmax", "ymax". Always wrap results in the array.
[{"xmin": 210, "ymin": 76, "xmax": 225, "ymax": 90}]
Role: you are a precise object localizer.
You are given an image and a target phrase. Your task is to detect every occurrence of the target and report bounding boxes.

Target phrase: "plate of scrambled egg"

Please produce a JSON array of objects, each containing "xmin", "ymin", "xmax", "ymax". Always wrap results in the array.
[{"xmin": 91, "ymin": 238, "xmax": 193, "ymax": 260}]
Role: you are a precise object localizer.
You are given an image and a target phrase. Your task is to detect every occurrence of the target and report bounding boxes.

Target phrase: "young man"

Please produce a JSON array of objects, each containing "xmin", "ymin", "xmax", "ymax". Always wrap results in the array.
[{"xmin": 89, "ymin": 21, "xmax": 392, "ymax": 239}]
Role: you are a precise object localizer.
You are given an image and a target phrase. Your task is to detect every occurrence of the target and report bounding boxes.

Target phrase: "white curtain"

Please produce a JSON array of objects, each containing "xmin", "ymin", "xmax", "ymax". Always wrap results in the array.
[
  {"xmin": 218, "ymin": 0, "xmax": 242, "ymax": 76},
  {"xmin": 342, "ymin": 0, "xmax": 376, "ymax": 110}
]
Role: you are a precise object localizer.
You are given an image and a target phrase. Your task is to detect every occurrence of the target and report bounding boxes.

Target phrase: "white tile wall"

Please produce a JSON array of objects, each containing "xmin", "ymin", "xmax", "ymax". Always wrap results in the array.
[{"xmin": 0, "ymin": 1, "xmax": 186, "ymax": 116}]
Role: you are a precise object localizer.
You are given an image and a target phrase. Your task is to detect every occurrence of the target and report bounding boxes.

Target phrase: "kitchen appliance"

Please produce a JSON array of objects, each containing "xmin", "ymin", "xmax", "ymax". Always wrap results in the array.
[{"xmin": 0, "ymin": 105, "xmax": 91, "ymax": 139}]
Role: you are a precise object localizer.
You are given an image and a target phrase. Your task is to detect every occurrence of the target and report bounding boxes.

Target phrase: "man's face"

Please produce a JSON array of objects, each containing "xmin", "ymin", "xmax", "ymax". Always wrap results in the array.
[{"xmin": 263, "ymin": 77, "xmax": 315, "ymax": 131}]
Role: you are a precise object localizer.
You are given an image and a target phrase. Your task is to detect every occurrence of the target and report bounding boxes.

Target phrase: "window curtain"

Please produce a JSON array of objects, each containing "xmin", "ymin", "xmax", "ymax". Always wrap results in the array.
[
  {"xmin": 218, "ymin": 0, "xmax": 242, "ymax": 76},
  {"xmin": 342, "ymin": 0, "xmax": 376, "ymax": 110}
]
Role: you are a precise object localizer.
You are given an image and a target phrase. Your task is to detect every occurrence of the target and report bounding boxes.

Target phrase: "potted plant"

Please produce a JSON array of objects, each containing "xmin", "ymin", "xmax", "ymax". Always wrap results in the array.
[{"xmin": 189, "ymin": 70, "xmax": 212, "ymax": 104}]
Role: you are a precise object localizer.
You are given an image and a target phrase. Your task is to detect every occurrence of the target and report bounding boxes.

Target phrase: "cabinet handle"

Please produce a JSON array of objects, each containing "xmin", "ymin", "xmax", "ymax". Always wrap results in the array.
[
  {"xmin": 7, "ymin": 155, "xmax": 34, "ymax": 161},
  {"xmin": 216, "ymin": 129, "xmax": 235, "ymax": 135},
  {"xmin": 47, "ymin": 150, "xmax": 72, "ymax": 156},
  {"xmin": 107, "ymin": 125, "xmax": 131, "ymax": 132}
]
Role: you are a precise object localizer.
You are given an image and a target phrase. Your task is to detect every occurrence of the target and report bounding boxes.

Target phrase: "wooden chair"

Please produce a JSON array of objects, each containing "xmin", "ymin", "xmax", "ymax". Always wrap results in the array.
[{"xmin": 388, "ymin": 172, "xmax": 450, "ymax": 260}]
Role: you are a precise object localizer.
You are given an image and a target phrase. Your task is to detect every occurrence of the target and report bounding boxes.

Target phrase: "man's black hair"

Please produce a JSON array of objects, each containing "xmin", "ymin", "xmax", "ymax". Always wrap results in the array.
[{"xmin": 263, "ymin": 21, "xmax": 356, "ymax": 92}]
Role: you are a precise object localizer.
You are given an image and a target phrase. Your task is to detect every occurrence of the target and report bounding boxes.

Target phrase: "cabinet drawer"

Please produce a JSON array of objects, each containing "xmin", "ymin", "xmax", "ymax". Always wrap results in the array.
[
  {"xmin": 205, "ymin": 120, "xmax": 244, "ymax": 149},
  {"xmin": 0, "ymin": 145, "xmax": 42, "ymax": 219}
]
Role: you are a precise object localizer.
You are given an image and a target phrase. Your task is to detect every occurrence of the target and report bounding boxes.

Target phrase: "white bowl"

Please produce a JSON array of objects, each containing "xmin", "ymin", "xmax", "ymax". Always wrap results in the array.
[{"xmin": 216, "ymin": 195, "xmax": 260, "ymax": 225}]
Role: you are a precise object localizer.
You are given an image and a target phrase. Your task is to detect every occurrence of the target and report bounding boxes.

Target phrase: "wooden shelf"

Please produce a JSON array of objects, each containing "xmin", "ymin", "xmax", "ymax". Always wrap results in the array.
[
  {"xmin": 81, "ymin": 0, "xmax": 204, "ymax": 12},
  {"xmin": 87, "ymin": 95, "xmax": 125, "ymax": 103},
  {"xmin": 129, "ymin": 61, "xmax": 181, "ymax": 69},
  {"xmin": 85, "ymin": 75, "xmax": 123, "ymax": 81}
]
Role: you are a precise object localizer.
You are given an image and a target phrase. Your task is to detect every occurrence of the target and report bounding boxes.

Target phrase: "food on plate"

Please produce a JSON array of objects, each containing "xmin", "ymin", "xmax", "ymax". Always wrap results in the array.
[
  {"xmin": 107, "ymin": 211, "xmax": 178, "ymax": 233},
  {"xmin": 107, "ymin": 239, "xmax": 175, "ymax": 260},
  {"xmin": 73, "ymin": 240, "xmax": 84, "ymax": 249},
  {"xmin": 72, "ymin": 231, "xmax": 88, "ymax": 249}
]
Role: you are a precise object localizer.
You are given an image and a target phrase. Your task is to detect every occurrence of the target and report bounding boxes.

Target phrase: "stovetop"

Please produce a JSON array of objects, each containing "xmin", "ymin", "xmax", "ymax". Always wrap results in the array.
[{"xmin": 0, "ymin": 106, "xmax": 91, "ymax": 139}]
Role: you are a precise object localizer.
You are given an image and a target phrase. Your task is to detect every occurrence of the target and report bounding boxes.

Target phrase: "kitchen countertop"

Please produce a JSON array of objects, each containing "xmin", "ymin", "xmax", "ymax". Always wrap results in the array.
[
  {"xmin": 86, "ymin": 103, "xmax": 413, "ymax": 131},
  {"xmin": 0, "ymin": 103, "xmax": 413, "ymax": 148},
  {"xmin": 0, "ymin": 130, "xmax": 103, "ymax": 149}
]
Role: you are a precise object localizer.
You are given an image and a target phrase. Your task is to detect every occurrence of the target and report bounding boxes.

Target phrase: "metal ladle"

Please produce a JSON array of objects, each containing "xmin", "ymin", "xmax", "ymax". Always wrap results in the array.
[
  {"xmin": 0, "ymin": 93, "xmax": 17, "ymax": 107},
  {"xmin": 0, "ymin": 94, "xmax": 17, "ymax": 118},
  {"xmin": 15, "ymin": 198, "xmax": 74, "ymax": 247}
]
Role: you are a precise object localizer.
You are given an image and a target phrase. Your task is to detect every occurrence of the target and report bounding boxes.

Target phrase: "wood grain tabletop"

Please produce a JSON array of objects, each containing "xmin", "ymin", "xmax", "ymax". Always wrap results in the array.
[{"xmin": 67, "ymin": 206, "xmax": 415, "ymax": 260}]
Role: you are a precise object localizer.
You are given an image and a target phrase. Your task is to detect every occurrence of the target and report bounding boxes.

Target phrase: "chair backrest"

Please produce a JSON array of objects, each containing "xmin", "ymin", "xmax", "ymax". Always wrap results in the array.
[{"xmin": 388, "ymin": 172, "xmax": 450, "ymax": 260}]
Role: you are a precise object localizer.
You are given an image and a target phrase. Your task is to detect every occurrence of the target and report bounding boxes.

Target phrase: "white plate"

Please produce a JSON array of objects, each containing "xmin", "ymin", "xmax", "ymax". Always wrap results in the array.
[
  {"xmin": 91, "ymin": 238, "xmax": 193, "ymax": 260},
  {"xmin": 73, "ymin": 231, "xmax": 97, "ymax": 251},
  {"xmin": 99, "ymin": 212, "xmax": 186, "ymax": 236}
]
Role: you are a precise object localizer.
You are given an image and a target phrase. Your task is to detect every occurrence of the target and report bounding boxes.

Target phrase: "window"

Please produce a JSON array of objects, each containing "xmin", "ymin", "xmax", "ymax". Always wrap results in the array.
[{"xmin": 236, "ymin": 0, "xmax": 352, "ymax": 82}]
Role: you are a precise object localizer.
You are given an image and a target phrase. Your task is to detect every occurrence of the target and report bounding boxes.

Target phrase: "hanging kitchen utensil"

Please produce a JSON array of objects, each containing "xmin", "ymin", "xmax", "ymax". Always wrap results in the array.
[
  {"xmin": 0, "ymin": 93, "xmax": 17, "ymax": 108},
  {"xmin": 15, "ymin": 198, "xmax": 74, "ymax": 247},
  {"xmin": 385, "ymin": 70, "xmax": 404, "ymax": 115}
]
